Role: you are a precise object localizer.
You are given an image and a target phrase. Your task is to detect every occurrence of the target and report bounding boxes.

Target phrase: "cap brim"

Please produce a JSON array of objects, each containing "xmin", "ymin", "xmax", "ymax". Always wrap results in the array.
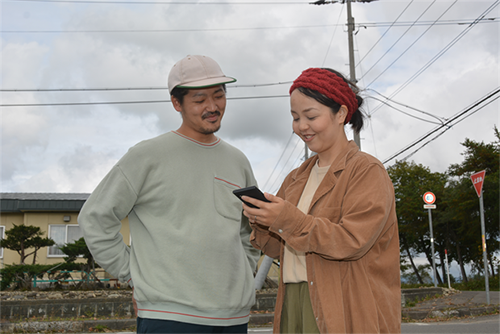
[{"xmin": 177, "ymin": 76, "xmax": 237, "ymax": 90}]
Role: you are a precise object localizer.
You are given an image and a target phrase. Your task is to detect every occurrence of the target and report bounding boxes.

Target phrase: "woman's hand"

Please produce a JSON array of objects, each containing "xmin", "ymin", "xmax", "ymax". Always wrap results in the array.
[{"xmin": 242, "ymin": 192, "xmax": 285, "ymax": 227}]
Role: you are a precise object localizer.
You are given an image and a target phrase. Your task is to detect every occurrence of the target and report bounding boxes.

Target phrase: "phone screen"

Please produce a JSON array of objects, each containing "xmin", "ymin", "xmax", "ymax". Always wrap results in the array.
[{"xmin": 233, "ymin": 186, "xmax": 270, "ymax": 209}]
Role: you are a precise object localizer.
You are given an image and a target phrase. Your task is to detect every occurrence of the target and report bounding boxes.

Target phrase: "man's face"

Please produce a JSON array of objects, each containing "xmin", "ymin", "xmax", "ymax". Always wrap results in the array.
[{"xmin": 172, "ymin": 85, "xmax": 227, "ymax": 142}]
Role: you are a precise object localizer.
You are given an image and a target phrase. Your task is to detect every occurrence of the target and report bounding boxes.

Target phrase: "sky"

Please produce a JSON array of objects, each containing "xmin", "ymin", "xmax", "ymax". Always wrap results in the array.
[{"xmin": 1, "ymin": 0, "xmax": 498, "ymax": 279}]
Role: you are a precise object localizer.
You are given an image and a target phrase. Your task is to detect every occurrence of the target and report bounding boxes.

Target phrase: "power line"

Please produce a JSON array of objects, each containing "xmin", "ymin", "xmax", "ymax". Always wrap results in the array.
[
  {"xmin": 400, "ymin": 94, "xmax": 500, "ymax": 162},
  {"xmin": 364, "ymin": 96, "xmax": 443, "ymax": 125},
  {"xmin": 5, "ymin": 0, "xmax": 310, "ymax": 5},
  {"xmin": 365, "ymin": 88, "xmax": 447, "ymax": 124},
  {"xmin": 262, "ymin": 132, "xmax": 295, "ymax": 191},
  {"xmin": 357, "ymin": 17, "xmax": 498, "ymax": 28},
  {"xmin": 1, "ymin": 24, "xmax": 339, "ymax": 34},
  {"xmin": 369, "ymin": 0, "xmax": 500, "ymax": 114},
  {"xmin": 355, "ymin": 0, "xmax": 414, "ymax": 69},
  {"xmin": 359, "ymin": 0, "xmax": 437, "ymax": 80},
  {"xmin": 321, "ymin": 3, "xmax": 344, "ymax": 66},
  {"xmin": 267, "ymin": 138, "xmax": 303, "ymax": 194},
  {"xmin": 0, "ymin": 81, "xmax": 293, "ymax": 92},
  {"xmin": 382, "ymin": 87, "xmax": 500, "ymax": 165},
  {"xmin": 364, "ymin": 0, "xmax": 458, "ymax": 86},
  {"xmin": 0, "ymin": 94, "xmax": 290, "ymax": 107},
  {"xmin": 2, "ymin": 18, "xmax": 496, "ymax": 34}
]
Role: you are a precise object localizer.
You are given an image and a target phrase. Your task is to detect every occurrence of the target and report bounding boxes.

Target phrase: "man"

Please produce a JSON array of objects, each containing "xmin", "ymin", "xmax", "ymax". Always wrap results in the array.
[{"xmin": 78, "ymin": 55, "xmax": 260, "ymax": 334}]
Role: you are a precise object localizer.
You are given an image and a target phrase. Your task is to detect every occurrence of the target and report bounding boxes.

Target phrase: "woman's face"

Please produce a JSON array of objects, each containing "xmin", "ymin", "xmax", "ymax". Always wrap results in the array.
[{"xmin": 290, "ymin": 89, "xmax": 346, "ymax": 157}]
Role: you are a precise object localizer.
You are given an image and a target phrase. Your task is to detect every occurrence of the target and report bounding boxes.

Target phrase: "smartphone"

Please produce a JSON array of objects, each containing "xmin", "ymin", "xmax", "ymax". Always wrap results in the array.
[{"xmin": 233, "ymin": 186, "xmax": 270, "ymax": 209}]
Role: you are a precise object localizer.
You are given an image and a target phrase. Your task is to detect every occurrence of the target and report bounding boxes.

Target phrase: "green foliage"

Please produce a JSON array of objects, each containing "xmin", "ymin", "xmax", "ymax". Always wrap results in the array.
[
  {"xmin": 451, "ymin": 275, "xmax": 499, "ymax": 291},
  {"xmin": 58, "ymin": 237, "xmax": 100, "ymax": 288},
  {"xmin": 401, "ymin": 264, "xmax": 433, "ymax": 285},
  {"xmin": 392, "ymin": 127, "xmax": 499, "ymax": 285},
  {"xmin": 0, "ymin": 224, "xmax": 55, "ymax": 265},
  {"xmin": 0, "ymin": 263, "xmax": 81, "ymax": 290},
  {"xmin": 59, "ymin": 237, "xmax": 93, "ymax": 265},
  {"xmin": 388, "ymin": 160, "xmax": 447, "ymax": 284}
]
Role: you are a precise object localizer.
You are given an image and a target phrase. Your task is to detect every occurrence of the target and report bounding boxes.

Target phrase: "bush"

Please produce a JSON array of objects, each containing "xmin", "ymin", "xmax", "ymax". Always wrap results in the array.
[
  {"xmin": 451, "ymin": 275, "xmax": 499, "ymax": 291},
  {"xmin": 0, "ymin": 263, "xmax": 82, "ymax": 290}
]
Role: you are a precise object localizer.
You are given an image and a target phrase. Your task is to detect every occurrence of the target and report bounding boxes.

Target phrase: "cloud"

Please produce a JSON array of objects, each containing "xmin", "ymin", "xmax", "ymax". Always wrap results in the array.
[{"xmin": 1, "ymin": 0, "xmax": 498, "ymax": 193}]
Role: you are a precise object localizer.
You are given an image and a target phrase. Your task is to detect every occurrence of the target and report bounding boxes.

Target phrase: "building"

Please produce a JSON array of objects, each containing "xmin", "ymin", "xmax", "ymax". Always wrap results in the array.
[{"xmin": 0, "ymin": 193, "xmax": 131, "ymax": 272}]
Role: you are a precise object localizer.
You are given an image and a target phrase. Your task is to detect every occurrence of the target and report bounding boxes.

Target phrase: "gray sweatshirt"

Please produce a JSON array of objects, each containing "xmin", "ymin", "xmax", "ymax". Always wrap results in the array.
[{"xmin": 78, "ymin": 131, "xmax": 260, "ymax": 326}]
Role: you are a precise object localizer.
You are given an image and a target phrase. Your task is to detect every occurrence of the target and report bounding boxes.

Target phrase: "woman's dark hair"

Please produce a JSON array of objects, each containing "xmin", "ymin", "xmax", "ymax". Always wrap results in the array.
[
  {"xmin": 170, "ymin": 84, "xmax": 227, "ymax": 105},
  {"xmin": 297, "ymin": 68, "xmax": 364, "ymax": 134}
]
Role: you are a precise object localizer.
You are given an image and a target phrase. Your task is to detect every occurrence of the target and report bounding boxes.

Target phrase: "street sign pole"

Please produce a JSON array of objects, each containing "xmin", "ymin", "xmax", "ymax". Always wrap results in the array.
[
  {"xmin": 445, "ymin": 249, "xmax": 451, "ymax": 289},
  {"xmin": 470, "ymin": 170, "xmax": 489, "ymax": 305},
  {"xmin": 479, "ymin": 189, "xmax": 490, "ymax": 304},
  {"xmin": 423, "ymin": 192, "xmax": 437, "ymax": 287},
  {"xmin": 428, "ymin": 208, "xmax": 437, "ymax": 287}
]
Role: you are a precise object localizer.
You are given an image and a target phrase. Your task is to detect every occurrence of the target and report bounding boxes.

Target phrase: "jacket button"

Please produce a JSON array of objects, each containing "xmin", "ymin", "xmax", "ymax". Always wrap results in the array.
[
  {"xmin": 278, "ymin": 229, "xmax": 283, "ymax": 233},
  {"xmin": 310, "ymin": 281, "xmax": 313, "ymax": 285}
]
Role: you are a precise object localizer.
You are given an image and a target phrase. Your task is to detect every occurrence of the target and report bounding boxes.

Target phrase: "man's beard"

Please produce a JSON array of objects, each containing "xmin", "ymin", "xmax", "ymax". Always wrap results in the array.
[{"xmin": 201, "ymin": 111, "xmax": 221, "ymax": 134}]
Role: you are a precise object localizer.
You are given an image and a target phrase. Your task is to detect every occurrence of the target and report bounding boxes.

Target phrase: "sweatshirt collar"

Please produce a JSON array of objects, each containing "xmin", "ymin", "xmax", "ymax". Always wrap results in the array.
[{"xmin": 172, "ymin": 131, "xmax": 221, "ymax": 147}]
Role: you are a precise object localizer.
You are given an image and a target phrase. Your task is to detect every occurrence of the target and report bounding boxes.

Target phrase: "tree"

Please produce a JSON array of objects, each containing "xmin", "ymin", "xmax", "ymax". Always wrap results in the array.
[
  {"xmin": 387, "ymin": 160, "xmax": 447, "ymax": 284},
  {"xmin": 0, "ymin": 224, "xmax": 55, "ymax": 265},
  {"xmin": 446, "ymin": 126, "xmax": 500, "ymax": 278},
  {"xmin": 59, "ymin": 237, "xmax": 100, "ymax": 287}
]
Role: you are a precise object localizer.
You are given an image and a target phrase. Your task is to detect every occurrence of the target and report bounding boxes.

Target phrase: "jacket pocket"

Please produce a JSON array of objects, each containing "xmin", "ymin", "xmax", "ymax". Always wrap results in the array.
[{"xmin": 213, "ymin": 177, "xmax": 243, "ymax": 221}]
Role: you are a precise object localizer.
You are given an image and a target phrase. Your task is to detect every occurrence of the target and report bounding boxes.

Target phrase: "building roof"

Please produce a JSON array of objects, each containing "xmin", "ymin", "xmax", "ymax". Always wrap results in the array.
[{"xmin": 0, "ymin": 193, "xmax": 90, "ymax": 213}]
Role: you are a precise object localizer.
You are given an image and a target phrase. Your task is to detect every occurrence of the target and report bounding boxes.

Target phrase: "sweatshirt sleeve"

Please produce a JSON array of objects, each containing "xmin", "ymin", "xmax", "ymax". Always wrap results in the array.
[
  {"xmin": 78, "ymin": 164, "xmax": 138, "ymax": 284},
  {"xmin": 240, "ymin": 212, "xmax": 261, "ymax": 271},
  {"xmin": 268, "ymin": 163, "xmax": 395, "ymax": 261}
]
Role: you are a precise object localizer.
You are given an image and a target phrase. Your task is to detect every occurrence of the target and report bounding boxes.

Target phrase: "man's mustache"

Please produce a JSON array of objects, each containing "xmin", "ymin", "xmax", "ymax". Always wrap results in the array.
[{"xmin": 202, "ymin": 111, "xmax": 221, "ymax": 120}]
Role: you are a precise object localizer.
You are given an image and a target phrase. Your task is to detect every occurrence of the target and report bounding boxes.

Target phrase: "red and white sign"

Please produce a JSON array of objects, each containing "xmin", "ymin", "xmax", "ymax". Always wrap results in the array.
[
  {"xmin": 470, "ymin": 170, "xmax": 486, "ymax": 198},
  {"xmin": 423, "ymin": 191, "xmax": 436, "ymax": 204}
]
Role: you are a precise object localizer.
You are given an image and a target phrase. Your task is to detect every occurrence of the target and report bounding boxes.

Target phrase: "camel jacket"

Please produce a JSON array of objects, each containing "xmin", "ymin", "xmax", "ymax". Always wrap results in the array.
[{"xmin": 250, "ymin": 141, "xmax": 401, "ymax": 333}]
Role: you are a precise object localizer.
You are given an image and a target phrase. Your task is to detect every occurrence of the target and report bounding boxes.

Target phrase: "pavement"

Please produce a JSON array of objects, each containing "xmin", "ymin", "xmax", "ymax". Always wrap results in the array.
[
  {"xmin": 1, "ymin": 290, "xmax": 498, "ymax": 333},
  {"xmin": 400, "ymin": 290, "xmax": 499, "ymax": 321}
]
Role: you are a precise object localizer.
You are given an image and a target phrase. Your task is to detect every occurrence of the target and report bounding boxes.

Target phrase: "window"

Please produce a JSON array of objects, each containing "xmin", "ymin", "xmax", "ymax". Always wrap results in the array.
[
  {"xmin": 48, "ymin": 224, "xmax": 83, "ymax": 256},
  {"xmin": 0, "ymin": 226, "xmax": 4, "ymax": 258}
]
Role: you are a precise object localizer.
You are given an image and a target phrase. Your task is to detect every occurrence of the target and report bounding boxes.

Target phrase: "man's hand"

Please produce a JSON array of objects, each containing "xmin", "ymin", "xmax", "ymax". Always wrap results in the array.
[{"xmin": 132, "ymin": 288, "xmax": 138, "ymax": 316}]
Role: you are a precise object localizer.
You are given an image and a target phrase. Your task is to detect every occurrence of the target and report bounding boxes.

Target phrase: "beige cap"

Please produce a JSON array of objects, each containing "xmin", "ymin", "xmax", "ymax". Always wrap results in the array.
[{"xmin": 167, "ymin": 55, "xmax": 237, "ymax": 94}]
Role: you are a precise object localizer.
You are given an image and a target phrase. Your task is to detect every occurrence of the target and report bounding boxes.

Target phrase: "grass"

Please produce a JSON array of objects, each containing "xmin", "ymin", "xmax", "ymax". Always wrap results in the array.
[{"xmin": 401, "ymin": 275, "xmax": 499, "ymax": 291}]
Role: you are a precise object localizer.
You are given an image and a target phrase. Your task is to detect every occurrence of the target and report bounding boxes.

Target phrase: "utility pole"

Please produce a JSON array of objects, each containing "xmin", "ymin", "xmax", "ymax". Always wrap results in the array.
[
  {"xmin": 312, "ymin": 0, "xmax": 378, "ymax": 150},
  {"xmin": 346, "ymin": 0, "xmax": 361, "ymax": 149}
]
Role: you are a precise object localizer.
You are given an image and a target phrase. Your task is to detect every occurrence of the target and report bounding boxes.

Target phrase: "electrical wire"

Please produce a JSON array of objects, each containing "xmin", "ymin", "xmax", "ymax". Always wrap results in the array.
[
  {"xmin": 382, "ymin": 87, "xmax": 500, "ymax": 165},
  {"xmin": 364, "ymin": 96, "xmax": 443, "ymax": 125},
  {"xmin": 1, "ymin": 24, "xmax": 339, "ymax": 34},
  {"xmin": 359, "ymin": 0, "xmax": 437, "ymax": 80},
  {"xmin": 0, "ymin": 95, "xmax": 289, "ymax": 107},
  {"xmin": 364, "ymin": 0, "xmax": 458, "ymax": 87},
  {"xmin": 5, "ymin": 0, "xmax": 311, "ymax": 5},
  {"xmin": 365, "ymin": 88, "xmax": 447, "ymax": 124},
  {"xmin": 262, "ymin": 131, "xmax": 295, "ymax": 191},
  {"xmin": 321, "ymin": 4, "xmax": 344, "ymax": 67},
  {"xmin": 0, "ymin": 82, "xmax": 294, "ymax": 92},
  {"xmin": 267, "ymin": 138, "xmax": 303, "ymax": 193},
  {"xmin": 355, "ymin": 0, "xmax": 414, "ymax": 69},
  {"xmin": 369, "ymin": 0, "xmax": 500, "ymax": 115},
  {"xmin": 2, "ymin": 18, "xmax": 496, "ymax": 34},
  {"xmin": 400, "ymin": 94, "xmax": 500, "ymax": 162}
]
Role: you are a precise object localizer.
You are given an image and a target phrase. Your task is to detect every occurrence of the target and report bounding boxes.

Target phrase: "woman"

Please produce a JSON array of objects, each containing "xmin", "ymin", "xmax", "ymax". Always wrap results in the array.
[{"xmin": 242, "ymin": 68, "xmax": 401, "ymax": 334}]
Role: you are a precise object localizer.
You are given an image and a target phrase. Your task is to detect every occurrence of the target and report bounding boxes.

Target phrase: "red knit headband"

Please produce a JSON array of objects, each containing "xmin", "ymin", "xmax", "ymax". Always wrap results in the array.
[{"xmin": 289, "ymin": 68, "xmax": 358, "ymax": 124}]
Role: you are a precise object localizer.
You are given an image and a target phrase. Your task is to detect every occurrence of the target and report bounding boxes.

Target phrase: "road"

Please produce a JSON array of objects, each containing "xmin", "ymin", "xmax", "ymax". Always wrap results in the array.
[
  {"xmin": 110, "ymin": 314, "xmax": 499, "ymax": 334},
  {"xmin": 247, "ymin": 314, "xmax": 500, "ymax": 334}
]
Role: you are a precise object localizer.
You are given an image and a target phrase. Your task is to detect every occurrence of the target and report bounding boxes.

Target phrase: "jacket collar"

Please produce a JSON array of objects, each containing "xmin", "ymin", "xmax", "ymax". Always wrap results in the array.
[{"xmin": 286, "ymin": 140, "xmax": 360, "ymax": 209}]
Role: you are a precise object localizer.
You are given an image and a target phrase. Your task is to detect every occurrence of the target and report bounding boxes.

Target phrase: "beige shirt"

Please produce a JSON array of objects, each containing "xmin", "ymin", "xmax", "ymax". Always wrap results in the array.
[{"xmin": 283, "ymin": 160, "xmax": 330, "ymax": 283}]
